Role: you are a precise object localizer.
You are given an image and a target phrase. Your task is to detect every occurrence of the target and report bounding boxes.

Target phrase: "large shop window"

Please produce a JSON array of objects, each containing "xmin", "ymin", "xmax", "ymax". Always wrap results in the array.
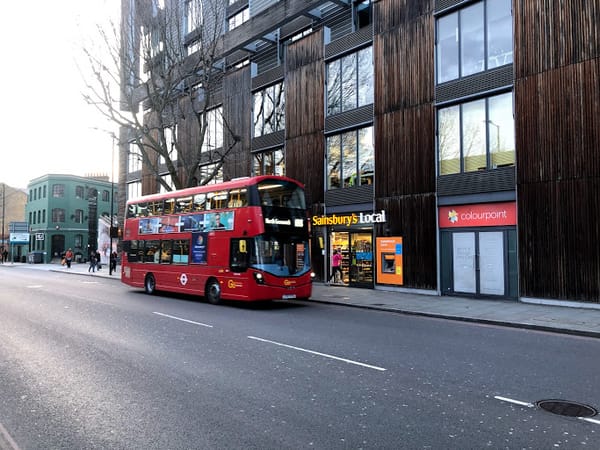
[
  {"xmin": 326, "ymin": 47, "xmax": 373, "ymax": 116},
  {"xmin": 199, "ymin": 162, "xmax": 224, "ymax": 185},
  {"xmin": 438, "ymin": 92, "xmax": 515, "ymax": 175},
  {"xmin": 327, "ymin": 127, "xmax": 374, "ymax": 189},
  {"xmin": 253, "ymin": 148, "xmax": 285, "ymax": 176},
  {"xmin": 253, "ymin": 82, "xmax": 285, "ymax": 137},
  {"xmin": 436, "ymin": 0, "xmax": 513, "ymax": 84}
]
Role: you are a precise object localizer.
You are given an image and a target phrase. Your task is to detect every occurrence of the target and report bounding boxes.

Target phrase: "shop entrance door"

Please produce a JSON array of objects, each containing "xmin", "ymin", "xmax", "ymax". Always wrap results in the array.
[
  {"xmin": 451, "ymin": 231, "xmax": 505, "ymax": 296},
  {"xmin": 349, "ymin": 232, "xmax": 373, "ymax": 287}
]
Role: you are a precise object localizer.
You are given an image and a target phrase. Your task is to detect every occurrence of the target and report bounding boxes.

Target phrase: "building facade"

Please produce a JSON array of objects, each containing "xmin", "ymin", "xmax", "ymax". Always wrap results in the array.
[
  {"xmin": 26, "ymin": 175, "xmax": 118, "ymax": 263},
  {"xmin": 0, "ymin": 183, "xmax": 28, "ymax": 262},
  {"xmin": 120, "ymin": 0, "xmax": 600, "ymax": 303}
]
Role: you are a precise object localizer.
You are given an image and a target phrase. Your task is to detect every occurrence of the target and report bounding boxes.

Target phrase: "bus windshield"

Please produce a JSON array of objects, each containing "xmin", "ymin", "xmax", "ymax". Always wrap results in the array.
[{"xmin": 249, "ymin": 234, "xmax": 310, "ymax": 277}]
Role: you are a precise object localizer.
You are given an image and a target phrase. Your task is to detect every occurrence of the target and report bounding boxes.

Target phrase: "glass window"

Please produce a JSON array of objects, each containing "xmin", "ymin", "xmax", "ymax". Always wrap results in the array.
[
  {"xmin": 253, "ymin": 83, "xmax": 285, "ymax": 137},
  {"xmin": 52, "ymin": 208, "xmax": 65, "ymax": 223},
  {"xmin": 202, "ymin": 107, "xmax": 223, "ymax": 153},
  {"xmin": 199, "ymin": 163, "xmax": 223, "ymax": 184},
  {"xmin": 460, "ymin": 3, "xmax": 485, "ymax": 77},
  {"xmin": 358, "ymin": 47, "xmax": 373, "ymax": 107},
  {"xmin": 341, "ymin": 53, "xmax": 358, "ymax": 112},
  {"xmin": 102, "ymin": 190, "xmax": 110, "ymax": 202},
  {"xmin": 160, "ymin": 240, "xmax": 172, "ymax": 264},
  {"xmin": 436, "ymin": 0, "xmax": 513, "ymax": 84},
  {"xmin": 327, "ymin": 135, "xmax": 341, "ymax": 189},
  {"xmin": 186, "ymin": 0, "xmax": 203, "ymax": 34},
  {"xmin": 76, "ymin": 186, "xmax": 84, "ymax": 199},
  {"xmin": 43, "ymin": 185, "xmax": 47, "ymax": 198},
  {"xmin": 228, "ymin": 7, "xmax": 249, "ymax": 31},
  {"xmin": 252, "ymin": 148, "xmax": 285, "ymax": 176},
  {"xmin": 327, "ymin": 127, "xmax": 374, "ymax": 189},
  {"xmin": 172, "ymin": 240, "xmax": 190, "ymax": 264},
  {"xmin": 75, "ymin": 235, "xmax": 83, "ymax": 249},
  {"xmin": 144, "ymin": 240, "xmax": 160, "ymax": 263},
  {"xmin": 327, "ymin": 47, "xmax": 373, "ymax": 115},
  {"xmin": 354, "ymin": 0, "xmax": 372, "ymax": 30},
  {"xmin": 438, "ymin": 92, "xmax": 514, "ymax": 175},
  {"xmin": 52, "ymin": 184, "xmax": 65, "ymax": 198},
  {"xmin": 327, "ymin": 59, "xmax": 342, "ymax": 115},
  {"xmin": 228, "ymin": 189, "xmax": 248, "ymax": 208},
  {"xmin": 74, "ymin": 209, "xmax": 84, "ymax": 224},
  {"xmin": 487, "ymin": 0, "xmax": 513, "ymax": 68},
  {"xmin": 438, "ymin": 105, "xmax": 461, "ymax": 174},
  {"xmin": 193, "ymin": 193, "xmax": 207, "ymax": 211},
  {"xmin": 488, "ymin": 93, "xmax": 515, "ymax": 167}
]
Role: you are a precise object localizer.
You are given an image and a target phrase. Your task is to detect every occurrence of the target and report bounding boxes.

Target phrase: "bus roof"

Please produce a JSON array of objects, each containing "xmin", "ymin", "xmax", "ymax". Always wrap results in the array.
[{"xmin": 126, "ymin": 175, "xmax": 305, "ymax": 204}]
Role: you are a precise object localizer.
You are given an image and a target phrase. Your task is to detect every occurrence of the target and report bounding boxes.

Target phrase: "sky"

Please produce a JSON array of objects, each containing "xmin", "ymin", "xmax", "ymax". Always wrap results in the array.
[{"xmin": 0, "ymin": 1, "xmax": 121, "ymax": 189}]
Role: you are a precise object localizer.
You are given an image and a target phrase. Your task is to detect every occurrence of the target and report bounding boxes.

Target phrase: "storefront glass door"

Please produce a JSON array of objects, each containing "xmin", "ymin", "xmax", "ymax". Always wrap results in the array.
[
  {"xmin": 349, "ymin": 232, "xmax": 373, "ymax": 287},
  {"xmin": 451, "ymin": 231, "xmax": 505, "ymax": 296}
]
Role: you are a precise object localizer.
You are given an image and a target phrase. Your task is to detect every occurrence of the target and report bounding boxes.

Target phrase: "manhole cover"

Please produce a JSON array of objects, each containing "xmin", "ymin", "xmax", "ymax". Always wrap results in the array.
[{"xmin": 536, "ymin": 400, "xmax": 597, "ymax": 418}]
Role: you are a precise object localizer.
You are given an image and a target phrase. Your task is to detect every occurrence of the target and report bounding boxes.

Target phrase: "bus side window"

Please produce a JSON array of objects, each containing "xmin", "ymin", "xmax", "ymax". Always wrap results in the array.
[
  {"xmin": 230, "ymin": 239, "xmax": 249, "ymax": 272},
  {"xmin": 193, "ymin": 193, "xmax": 206, "ymax": 211},
  {"xmin": 145, "ymin": 240, "xmax": 160, "ymax": 263},
  {"xmin": 160, "ymin": 240, "xmax": 172, "ymax": 264},
  {"xmin": 164, "ymin": 199, "xmax": 175, "ymax": 215},
  {"xmin": 172, "ymin": 240, "xmax": 189, "ymax": 264},
  {"xmin": 228, "ymin": 189, "xmax": 247, "ymax": 208}
]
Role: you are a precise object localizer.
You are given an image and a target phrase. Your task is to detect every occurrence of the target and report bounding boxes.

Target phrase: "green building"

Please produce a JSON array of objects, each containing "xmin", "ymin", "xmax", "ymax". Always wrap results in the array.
[{"xmin": 26, "ymin": 174, "xmax": 117, "ymax": 264}]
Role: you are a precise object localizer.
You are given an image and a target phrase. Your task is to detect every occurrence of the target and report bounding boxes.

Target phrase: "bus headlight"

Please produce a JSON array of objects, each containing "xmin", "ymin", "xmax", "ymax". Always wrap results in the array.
[
  {"xmin": 310, "ymin": 272, "xmax": 316, "ymax": 280},
  {"xmin": 253, "ymin": 272, "xmax": 265, "ymax": 285}
]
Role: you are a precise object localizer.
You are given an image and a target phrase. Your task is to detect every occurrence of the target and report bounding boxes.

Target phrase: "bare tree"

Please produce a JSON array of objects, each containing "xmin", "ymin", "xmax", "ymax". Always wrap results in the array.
[{"xmin": 81, "ymin": 0, "xmax": 239, "ymax": 191}]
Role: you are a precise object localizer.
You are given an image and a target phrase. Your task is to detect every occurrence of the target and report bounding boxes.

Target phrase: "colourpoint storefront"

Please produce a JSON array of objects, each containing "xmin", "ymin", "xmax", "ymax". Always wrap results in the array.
[{"xmin": 439, "ymin": 202, "xmax": 518, "ymax": 299}]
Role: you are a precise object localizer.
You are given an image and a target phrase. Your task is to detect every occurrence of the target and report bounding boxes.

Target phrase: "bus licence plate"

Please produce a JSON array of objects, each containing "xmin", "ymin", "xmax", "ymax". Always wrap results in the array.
[{"xmin": 282, "ymin": 294, "xmax": 296, "ymax": 299}]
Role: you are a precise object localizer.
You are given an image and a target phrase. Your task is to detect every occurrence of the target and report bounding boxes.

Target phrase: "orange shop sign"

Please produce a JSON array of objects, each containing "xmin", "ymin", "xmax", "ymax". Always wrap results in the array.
[{"xmin": 438, "ymin": 202, "xmax": 517, "ymax": 228}]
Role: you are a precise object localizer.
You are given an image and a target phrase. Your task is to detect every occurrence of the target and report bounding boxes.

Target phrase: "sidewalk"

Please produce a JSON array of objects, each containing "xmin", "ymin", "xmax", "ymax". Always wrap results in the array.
[{"xmin": 7, "ymin": 262, "xmax": 600, "ymax": 338}]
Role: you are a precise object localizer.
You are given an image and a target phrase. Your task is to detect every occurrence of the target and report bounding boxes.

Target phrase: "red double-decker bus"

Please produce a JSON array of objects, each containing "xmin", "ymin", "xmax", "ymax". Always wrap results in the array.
[{"xmin": 120, "ymin": 175, "xmax": 314, "ymax": 303}]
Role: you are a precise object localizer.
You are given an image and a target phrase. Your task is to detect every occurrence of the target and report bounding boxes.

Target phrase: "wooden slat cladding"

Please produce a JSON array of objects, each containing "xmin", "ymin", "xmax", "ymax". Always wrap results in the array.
[
  {"xmin": 222, "ymin": 67, "xmax": 252, "ymax": 180},
  {"xmin": 376, "ymin": 194, "xmax": 437, "ymax": 290},
  {"xmin": 515, "ymin": 0, "xmax": 600, "ymax": 301},
  {"xmin": 374, "ymin": 0, "xmax": 435, "ymax": 114},
  {"xmin": 284, "ymin": 30, "xmax": 325, "ymax": 205},
  {"xmin": 513, "ymin": 0, "xmax": 600, "ymax": 78},
  {"xmin": 518, "ymin": 179, "xmax": 600, "ymax": 302},
  {"xmin": 373, "ymin": 0, "xmax": 437, "ymax": 291},
  {"xmin": 515, "ymin": 59, "xmax": 600, "ymax": 183},
  {"xmin": 375, "ymin": 106, "xmax": 436, "ymax": 197}
]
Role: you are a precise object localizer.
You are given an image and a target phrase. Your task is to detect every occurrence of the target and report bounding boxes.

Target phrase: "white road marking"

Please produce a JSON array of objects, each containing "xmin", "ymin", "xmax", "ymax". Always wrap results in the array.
[
  {"xmin": 494, "ymin": 396, "xmax": 535, "ymax": 408},
  {"xmin": 26, "ymin": 285, "xmax": 43, "ymax": 289},
  {"xmin": 248, "ymin": 336, "xmax": 386, "ymax": 371},
  {"xmin": 580, "ymin": 417, "xmax": 600, "ymax": 425},
  {"xmin": 0, "ymin": 421, "xmax": 21, "ymax": 450},
  {"xmin": 153, "ymin": 312, "xmax": 213, "ymax": 328}
]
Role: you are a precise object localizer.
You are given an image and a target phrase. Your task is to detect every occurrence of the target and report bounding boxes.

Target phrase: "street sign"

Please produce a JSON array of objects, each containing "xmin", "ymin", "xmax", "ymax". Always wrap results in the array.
[{"xmin": 9, "ymin": 232, "xmax": 29, "ymax": 244}]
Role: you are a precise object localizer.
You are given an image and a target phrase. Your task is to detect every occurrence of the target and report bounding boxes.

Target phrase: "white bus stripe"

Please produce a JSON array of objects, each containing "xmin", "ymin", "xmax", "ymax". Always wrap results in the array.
[
  {"xmin": 153, "ymin": 312, "xmax": 213, "ymax": 328},
  {"xmin": 248, "ymin": 336, "xmax": 386, "ymax": 371}
]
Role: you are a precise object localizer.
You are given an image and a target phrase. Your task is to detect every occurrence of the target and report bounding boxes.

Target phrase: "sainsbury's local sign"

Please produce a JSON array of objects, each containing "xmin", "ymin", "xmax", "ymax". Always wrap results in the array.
[{"xmin": 312, "ymin": 210, "xmax": 387, "ymax": 227}]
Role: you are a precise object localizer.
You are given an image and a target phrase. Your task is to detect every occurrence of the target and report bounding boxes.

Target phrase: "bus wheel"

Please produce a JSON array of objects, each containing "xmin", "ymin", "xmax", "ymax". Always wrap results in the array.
[
  {"xmin": 145, "ymin": 274, "xmax": 156, "ymax": 295},
  {"xmin": 205, "ymin": 279, "xmax": 221, "ymax": 305}
]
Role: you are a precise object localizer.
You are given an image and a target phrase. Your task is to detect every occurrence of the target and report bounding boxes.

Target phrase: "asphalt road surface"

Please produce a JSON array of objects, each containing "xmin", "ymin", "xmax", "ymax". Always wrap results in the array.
[{"xmin": 1, "ymin": 267, "xmax": 599, "ymax": 449}]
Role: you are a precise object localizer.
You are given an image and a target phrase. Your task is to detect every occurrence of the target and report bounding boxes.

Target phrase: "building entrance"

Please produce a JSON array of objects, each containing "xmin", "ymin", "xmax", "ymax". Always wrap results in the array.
[{"xmin": 330, "ymin": 231, "xmax": 373, "ymax": 288}]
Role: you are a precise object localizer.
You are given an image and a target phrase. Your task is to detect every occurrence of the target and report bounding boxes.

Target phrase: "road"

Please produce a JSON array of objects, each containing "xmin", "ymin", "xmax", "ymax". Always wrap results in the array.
[{"xmin": 1, "ymin": 267, "xmax": 599, "ymax": 449}]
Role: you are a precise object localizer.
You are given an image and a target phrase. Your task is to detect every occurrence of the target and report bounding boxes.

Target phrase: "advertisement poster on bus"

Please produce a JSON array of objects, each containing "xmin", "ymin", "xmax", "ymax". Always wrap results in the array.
[
  {"xmin": 191, "ymin": 232, "xmax": 208, "ymax": 264},
  {"xmin": 139, "ymin": 218, "xmax": 160, "ymax": 234}
]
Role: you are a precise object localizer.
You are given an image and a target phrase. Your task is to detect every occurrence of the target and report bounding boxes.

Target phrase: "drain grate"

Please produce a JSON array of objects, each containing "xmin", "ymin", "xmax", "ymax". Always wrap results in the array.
[{"xmin": 536, "ymin": 400, "xmax": 598, "ymax": 418}]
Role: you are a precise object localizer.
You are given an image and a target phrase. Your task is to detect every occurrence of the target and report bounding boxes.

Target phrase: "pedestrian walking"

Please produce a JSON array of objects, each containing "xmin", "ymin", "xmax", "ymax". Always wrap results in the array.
[
  {"xmin": 96, "ymin": 250, "xmax": 102, "ymax": 271},
  {"xmin": 64, "ymin": 248, "xmax": 74, "ymax": 269},
  {"xmin": 88, "ymin": 251, "xmax": 97, "ymax": 273},
  {"xmin": 328, "ymin": 249, "xmax": 343, "ymax": 284},
  {"xmin": 109, "ymin": 251, "xmax": 117, "ymax": 275}
]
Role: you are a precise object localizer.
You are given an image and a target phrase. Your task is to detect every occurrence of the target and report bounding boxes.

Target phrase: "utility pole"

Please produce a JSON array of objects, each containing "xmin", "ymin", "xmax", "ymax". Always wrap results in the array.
[{"xmin": 1, "ymin": 183, "xmax": 4, "ymax": 262}]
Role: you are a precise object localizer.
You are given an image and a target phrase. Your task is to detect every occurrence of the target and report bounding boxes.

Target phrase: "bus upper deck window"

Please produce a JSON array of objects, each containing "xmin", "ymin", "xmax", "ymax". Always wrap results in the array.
[
  {"xmin": 228, "ymin": 189, "xmax": 247, "ymax": 208},
  {"xmin": 193, "ymin": 193, "xmax": 206, "ymax": 211}
]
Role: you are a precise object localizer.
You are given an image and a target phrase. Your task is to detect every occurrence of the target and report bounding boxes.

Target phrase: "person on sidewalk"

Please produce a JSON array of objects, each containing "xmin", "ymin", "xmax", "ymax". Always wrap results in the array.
[
  {"xmin": 64, "ymin": 248, "xmax": 74, "ymax": 269},
  {"xmin": 88, "ymin": 251, "xmax": 97, "ymax": 273},
  {"xmin": 109, "ymin": 251, "xmax": 117, "ymax": 275},
  {"xmin": 328, "ymin": 249, "xmax": 343, "ymax": 284}
]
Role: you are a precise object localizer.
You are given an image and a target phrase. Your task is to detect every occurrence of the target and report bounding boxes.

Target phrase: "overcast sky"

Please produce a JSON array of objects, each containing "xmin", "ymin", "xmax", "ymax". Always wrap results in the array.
[{"xmin": 0, "ymin": 1, "xmax": 120, "ymax": 189}]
